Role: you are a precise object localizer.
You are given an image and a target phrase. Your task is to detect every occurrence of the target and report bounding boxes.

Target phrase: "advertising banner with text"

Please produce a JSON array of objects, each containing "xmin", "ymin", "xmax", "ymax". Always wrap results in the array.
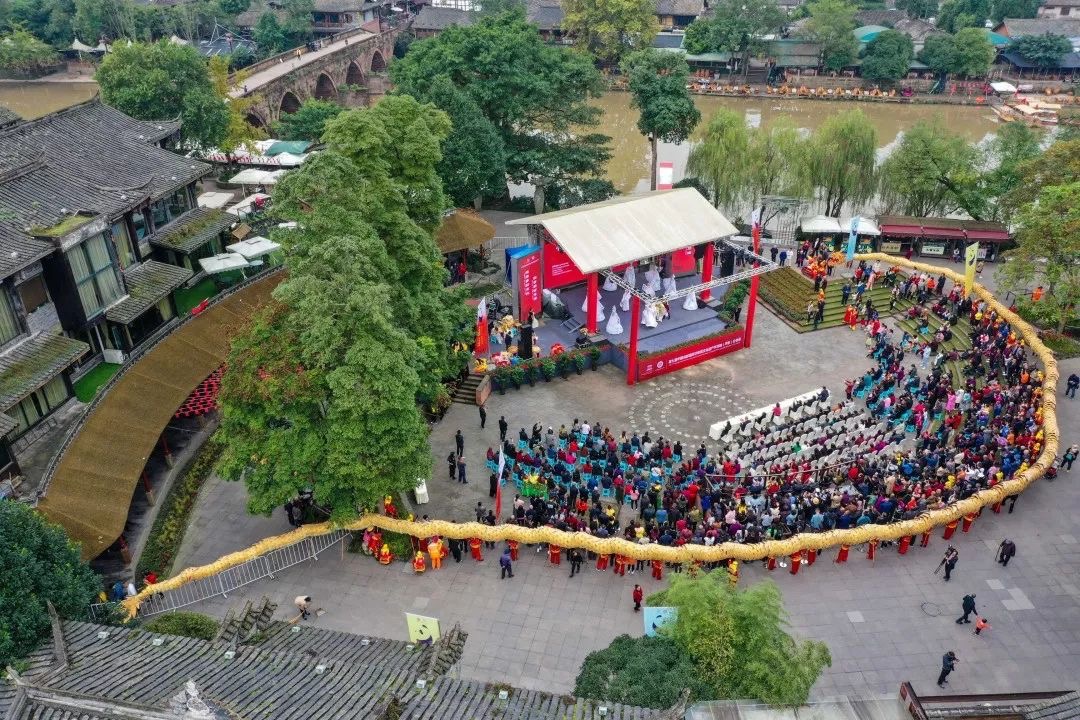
[
  {"xmin": 542, "ymin": 240, "xmax": 586, "ymax": 289},
  {"xmin": 636, "ymin": 329, "xmax": 744, "ymax": 381},
  {"xmin": 516, "ymin": 249, "xmax": 542, "ymax": 322}
]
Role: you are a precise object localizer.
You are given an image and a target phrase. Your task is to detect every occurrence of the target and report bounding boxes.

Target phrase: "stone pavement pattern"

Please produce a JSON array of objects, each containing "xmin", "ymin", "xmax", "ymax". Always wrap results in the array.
[{"xmin": 171, "ymin": 298, "xmax": 1080, "ymax": 700}]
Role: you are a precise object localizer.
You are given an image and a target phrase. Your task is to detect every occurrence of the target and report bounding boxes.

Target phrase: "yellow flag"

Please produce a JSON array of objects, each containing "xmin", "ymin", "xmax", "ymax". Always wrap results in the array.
[{"xmin": 964, "ymin": 243, "xmax": 979, "ymax": 296}]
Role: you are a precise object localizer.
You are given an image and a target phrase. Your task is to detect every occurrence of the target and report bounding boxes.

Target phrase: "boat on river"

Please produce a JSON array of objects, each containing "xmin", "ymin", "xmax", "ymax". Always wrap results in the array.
[{"xmin": 993, "ymin": 100, "xmax": 1060, "ymax": 126}]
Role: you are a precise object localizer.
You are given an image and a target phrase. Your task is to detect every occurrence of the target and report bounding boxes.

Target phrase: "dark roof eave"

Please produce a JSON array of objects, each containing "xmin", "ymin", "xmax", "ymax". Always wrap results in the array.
[
  {"xmin": 147, "ymin": 207, "xmax": 232, "ymax": 254},
  {"xmin": 105, "ymin": 260, "xmax": 193, "ymax": 324},
  {"xmin": 0, "ymin": 333, "xmax": 89, "ymax": 409}
]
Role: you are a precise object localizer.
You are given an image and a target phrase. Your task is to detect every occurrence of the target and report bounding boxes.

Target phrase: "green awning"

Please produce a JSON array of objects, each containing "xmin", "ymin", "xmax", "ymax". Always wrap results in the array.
[{"xmin": 266, "ymin": 140, "xmax": 312, "ymax": 156}]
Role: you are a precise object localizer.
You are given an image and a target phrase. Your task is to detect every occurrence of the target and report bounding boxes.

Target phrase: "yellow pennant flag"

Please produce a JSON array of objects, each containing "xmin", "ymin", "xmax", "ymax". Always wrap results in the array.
[{"xmin": 964, "ymin": 243, "xmax": 979, "ymax": 296}]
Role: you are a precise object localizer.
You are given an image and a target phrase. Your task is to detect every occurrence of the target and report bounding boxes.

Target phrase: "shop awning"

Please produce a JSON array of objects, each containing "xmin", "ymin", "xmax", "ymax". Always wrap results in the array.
[
  {"xmin": 199, "ymin": 253, "xmax": 250, "ymax": 275},
  {"xmin": 799, "ymin": 215, "xmax": 843, "ymax": 235},
  {"xmin": 226, "ymin": 236, "xmax": 281, "ymax": 260},
  {"xmin": 506, "ymin": 189, "xmax": 738, "ymax": 274},
  {"xmin": 880, "ymin": 224, "xmax": 923, "ymax": 237},
  {"xmin": 840, "ymin": 217, "xmax": 881, "ymax": 236},
  {"xmin": 877, "ymin": 215, "xmax": 1009, "ymax": 242},
  {"xmin": 965, "ymin": 229, "xmax": 1011, "ymax": 241},
  {"xmin": 105, "ymin": 261, "xmax": 193, "ymax": 325},
  {"xmin": 229, "ymin": 168, "xmax": 288, "ymax": 185},
  {"xmin": 436, "ymin": 210, "xmax": 496, "ymax": 254},
  {"xmin": 921, "ymin": 227, "xmax": 966, "ymax": 239},
  {"xmin": 197, "ymin": 191, "xmax": 234, "ymax": 209}
]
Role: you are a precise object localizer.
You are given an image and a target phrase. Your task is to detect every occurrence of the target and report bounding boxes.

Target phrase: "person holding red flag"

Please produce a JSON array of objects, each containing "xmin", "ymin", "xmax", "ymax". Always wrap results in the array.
[{"xmin": 474, "ymin": 297, "xmax": 489, "ymax": 355}]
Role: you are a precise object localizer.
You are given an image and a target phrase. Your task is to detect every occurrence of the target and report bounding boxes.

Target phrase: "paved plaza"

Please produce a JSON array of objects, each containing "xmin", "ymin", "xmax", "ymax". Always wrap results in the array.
[{"xmin": 171, "ymin": 292, "xmax": 1080, "ymax": 700}]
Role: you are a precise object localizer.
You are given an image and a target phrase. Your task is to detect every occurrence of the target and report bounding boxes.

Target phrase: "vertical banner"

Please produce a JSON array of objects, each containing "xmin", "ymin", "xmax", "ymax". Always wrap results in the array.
[
  {"xmin": 964, "ymin": 242, "xmax": 978, "ymax": 295},
  {"xmin": 657, "ymin": 161, "xmax": 674, "ymax": 190},
  {"xmin": 495, "ymin": 448, "xmax": 505, "ymax": 517},
  {"xmin": 846, "ymin": 216, "xmax": 860, "ymax": 262},
  {"xmin": 474, "ymin": 296, "xmax": 488, "ymax": 355},
  {"xmin": 750, "ymin": 207, "xmax": 762, "ymax": 253},
  {"xmin": 405, "ymin": 613, "xmax": 441, "ymax": 645},
  {"xmin": 515, "ymin": 247, "xmax": 542, "ymax": 322}
]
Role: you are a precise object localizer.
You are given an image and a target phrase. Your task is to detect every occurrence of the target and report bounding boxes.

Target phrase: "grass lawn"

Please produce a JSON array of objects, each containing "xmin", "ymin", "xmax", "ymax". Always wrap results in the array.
[
  {"xmin": 174, "ymin": 278, "xmax": 220, "ymax": 315},
  {"xmin": 73, "ymin": 363, "xmax": 121, "ymax": 402}
]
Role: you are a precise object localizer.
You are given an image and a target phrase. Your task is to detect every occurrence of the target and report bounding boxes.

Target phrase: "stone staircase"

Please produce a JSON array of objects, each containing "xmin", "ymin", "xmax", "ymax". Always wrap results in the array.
[
  {"xmin": 214, "ymin": 596, "xmax": 277, "ymax": 646},
  {"xmin": 758, "ymin": 267, "xmax": 918, "ymax": 332}
]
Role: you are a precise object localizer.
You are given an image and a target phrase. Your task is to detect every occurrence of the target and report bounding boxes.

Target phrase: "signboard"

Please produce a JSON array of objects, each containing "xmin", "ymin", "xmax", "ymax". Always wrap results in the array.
[
  {"xmin": 671, "ymin": 246, "xmax": 697, "ymax": 275},
  {"xmin": 880, "ymin": 241, "xmax": 903, "ymax": 254},
  {"xmin": 405, "ymin": 613, "xmax": 441, "ymax": 645},
  {"xmin": 855, "ymin": 238, "xmax": 875, "ymax": 254},
  {"xmin": 515, "ymin": 248, "xmax": 542, "ymax": 322},
  {"xmin": 542, "ymin": 240, "xmax": 586, "ymax": 289},
  {"xmin": 637, "ymin": 329, "xmax": 744, "ymax": 381},
  {"xmin": 657, "ymin": 161, "xmax": 674, "ymax": 190},
  {"xmin": 643, "ymin": 607, "xmax": 678, "ymax": 637},
  {"xmin": 920, "ymin": 242, "xmax": 947, "ymax": 257}
]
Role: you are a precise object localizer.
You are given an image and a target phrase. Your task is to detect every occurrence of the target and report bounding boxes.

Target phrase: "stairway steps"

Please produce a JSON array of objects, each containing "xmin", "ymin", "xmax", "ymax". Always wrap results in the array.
[{"xmin": 451, "ymin": 375, "xmax": 482, "ymax": 405}]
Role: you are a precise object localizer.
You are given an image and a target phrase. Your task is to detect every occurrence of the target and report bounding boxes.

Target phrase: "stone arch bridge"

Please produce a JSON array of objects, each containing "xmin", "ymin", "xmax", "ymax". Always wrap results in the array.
[{"xmin": 231, "ymin": 26, "xmax": 398, "ymax": 128}]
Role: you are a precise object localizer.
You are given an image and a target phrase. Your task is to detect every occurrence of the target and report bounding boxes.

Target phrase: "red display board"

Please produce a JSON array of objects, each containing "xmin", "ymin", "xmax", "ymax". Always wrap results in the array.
[
  {"xmin": 636, "ymin": 329, "xmax": 744, "ymax": 381},
  {"xmin": 672, "ymin": 246, "xmax": 697, "ymax": 274},
  {"xmin": 517, "ymin": 250, "xmax": 542, "ymax": 322},
  {"xmin": 542, "ymin": 240, "xmax": 586, "ymax": 289}
]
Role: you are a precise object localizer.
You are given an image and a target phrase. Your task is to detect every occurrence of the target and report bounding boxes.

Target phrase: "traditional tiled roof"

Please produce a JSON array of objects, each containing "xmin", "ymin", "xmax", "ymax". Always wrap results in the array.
[
  {"xmin": 254, "ymin": 621, "xmax": 435, "ymax": 670},
  {"xmin": 105, "ymin": 260, "xmax": 192, "ymax": 325},
  {"xmin": 314, "ymin": 0, "xmax": 365, "ymax": 9},
  {"xmin": 0, "ymin": 332, "xmax": 88, "ymax": 409},
  {"xmin": 0, "ymin": 106, "xmax": 21, "ymax": 129},
  {"xmin": 413, "ymin": 5, "xmax": 478, "ymax": 30},
  {"xmin": 998, "ymin": 16, "xmax": 1080, "ymax": 36},
  {"xmin": 0, "ymin": 412, "xmax": 16, "ymax": 437},
  {"xmin": 147, "ymin": 207, "xmax": 232, "ymax": 254},
  {"xmin": 656, "ymin": 0, "xmax": 704, "ymax": 16},
  {"xmin": 853, "ymin": 11, "xmax": 945, "ymax": 41},
  {"xmin": 527, "ymin": 0, "xmax": 565, "ymax": 29},
  {"xmin": 1, "ymin": 619, "xmax": 665, "ymax": 720}
]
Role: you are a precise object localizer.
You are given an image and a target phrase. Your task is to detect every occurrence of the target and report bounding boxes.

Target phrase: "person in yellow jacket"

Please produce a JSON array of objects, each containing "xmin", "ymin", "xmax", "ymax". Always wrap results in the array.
[
  {"xmin": 378, "ymin": 544, "xmax": 393, "ymax": 565},
  {"xmin": 727, "ymin": 560, "xmax": 739, "ymax": 588},
  {"xmin": 413, "ymin": 551, "xmax": 426, "ymax": 574},
  {"xmin": 427, "ymin": 538, "xmax": 444, "ymax": 570}
]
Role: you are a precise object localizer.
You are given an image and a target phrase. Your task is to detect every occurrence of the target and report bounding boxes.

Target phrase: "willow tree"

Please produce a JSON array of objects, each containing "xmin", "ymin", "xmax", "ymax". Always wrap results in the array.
[
  {"xmin": 687, "ymin": 109, "xmax": 750, "ymax": 213},
  {"xmin": 622, "ymin": 48, "xmax": 700, "ymax": 191},
  {"xmin": 877, "ymin": 119, "xmax": 979, "ymax": 217},
  {"xmin": 807, "ymin": 109, "xmax": 877, "ymax": 216},
  {"xmin": 746, "ymin": 118, "xmax": 810, "ymax": 207}
]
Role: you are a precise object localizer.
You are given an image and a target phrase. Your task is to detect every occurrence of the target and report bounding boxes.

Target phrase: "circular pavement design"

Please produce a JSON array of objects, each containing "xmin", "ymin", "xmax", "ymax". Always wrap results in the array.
[{"xmin": 626, "ymin": 380, "xmax": 755, "ymax": 444}]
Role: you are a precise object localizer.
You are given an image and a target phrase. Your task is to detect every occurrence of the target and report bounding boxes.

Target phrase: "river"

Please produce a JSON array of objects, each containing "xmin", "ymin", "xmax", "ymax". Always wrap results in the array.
[{"xmin": 0, "ymin": 81, "xmax": 1002, "ymax": 200}]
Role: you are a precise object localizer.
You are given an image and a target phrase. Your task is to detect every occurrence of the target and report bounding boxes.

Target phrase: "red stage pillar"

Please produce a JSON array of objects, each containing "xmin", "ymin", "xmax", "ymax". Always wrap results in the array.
[
  {"xmin": 627, "ymin": 294, "xmax": 640, "ymax": 386},
  {"xmin": 586, "ymin": 273, "xmax": 598, "ymax": 333},
  {"xmin": 700, "ymin": 245, "xmax": 714, "ymax": 301},
  {"xmin": 743, "ymin": 273, "xmax": 760, "ymax": 349}
]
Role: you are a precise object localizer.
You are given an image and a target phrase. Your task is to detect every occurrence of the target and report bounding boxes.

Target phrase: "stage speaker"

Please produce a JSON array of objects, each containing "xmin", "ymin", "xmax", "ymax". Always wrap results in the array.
[
  {"xmin": 719, "ymin": 248, "xmax": 735, "ymax": 278},
  {"xmin": 519, "ymin": 325, "xmax": 534, "ymax": 359}
]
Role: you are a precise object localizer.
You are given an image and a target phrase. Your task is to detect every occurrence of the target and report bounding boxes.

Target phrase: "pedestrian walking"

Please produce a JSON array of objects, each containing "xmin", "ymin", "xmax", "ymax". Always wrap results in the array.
[
  {"xmin": 1062, "ymin": 445, "xmax": 1077, "ymax": 472},
  {"xmin": 1066, "ymin": 372, "xmax": 1078, "ymax": 398},
  {"xmin": 779, "ymin": 249, "xmax": 787, "ymax": 267},
  {"xmin": 455, "ymin": 429, "xmax": 464, "ymax": 456},
  {"xmin": 447, "ymin": 452, "xmax": 456, "ymax": 480},
  {"xmin": 997, "ymin": 539, "xmax": 1016, "ymax": 566},
  {"xmin": 479, "ymin": 404, "xmax": 487, "ymax": 429},
  {"xmin": 489, "ymin": 472, "xmax": 498, "ymax": 498},
  {"xmin": 498, "ymin": 415, "xmax": 508, "ymax": 441},
  {"xmin": 569, "ymin": 548, "xmax": 583, "ymax": 577},
  {"xmin": 294, "ymin": 595, "xmax": 312, "ymax": 621},
  {"xmin": 974, "ymin": 616, "xmax": 990, "ymax": 635},
  {"xmin": 955, "ymin": 594, "xmax": 976, "ymax": 624},
  {"xmin": 449, "ymin": 537, "xmax": 464, "ymax": 563},
  {"xmin": 936, "ymin": 546, "xmax": 959, "ymax": 581},
  {"xmin": 457, "ymin": 456, "xmax": 467, "ymax": 484},
  {"xmin": 937, "ymin": 651, "xmax": 958, "ymax": 687},
  {"xmin": 632, "ymin": 584, "xmax": 644, "ymax": 612},
  {"xmin": 499, "ymin": 547, "xmax": 514, "ymax": 579}
]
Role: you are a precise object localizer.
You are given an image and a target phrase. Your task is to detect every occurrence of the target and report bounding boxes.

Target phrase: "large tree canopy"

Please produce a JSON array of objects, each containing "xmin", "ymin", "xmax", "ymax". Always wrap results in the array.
[
  {"xmin": 688, "ymin": 109, "xmax": 751, "ymax": 213},
  {"xmin": 273, "ymin": 98, "xmax": 346, "ymax": 142},
  {"xmin": 96, "ymin": 40, "xmax": 229, "ymax": 148},
  {"xmin": 860, "ymin": 28, "xmax": 914, "ymax": 84},
  {"xmin": 682, "ymin": 0, "xmax": 785, "ymax": 76},
  {"xmin": 878, "ymin": 119, "xmax": 980, "ymax": 217},
  {"xmin": 1008, "ymin": 33, "xmax": 1072, "ymax": 67},
  {"xmin": 0, "ymin": 502, "xmax": 99, "ymax": 668},
  {"xmin": 561, "ymin": 0, "xmax": 659, "ymax": 63},
  {"xmin": 218, "ymin": 97, "xmax": 470, "ymax": 519},
  {"xmin": 807, "ymin": 108, "xmax": 877, "ymax": 216},
  {"xmin": 803, "ymin": 0, "xmax": 859, "ymax": 71},
  {"xmin": 390, "ymin": 10, "xmax": 610, "ymax": 211},
  {"xmin": 936, "ymin": 0, "xmax": 989, "ymax": 32}
]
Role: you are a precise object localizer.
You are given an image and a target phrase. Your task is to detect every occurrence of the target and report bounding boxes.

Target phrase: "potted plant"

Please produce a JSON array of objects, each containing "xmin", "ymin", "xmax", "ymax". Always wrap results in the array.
[
  {"xmin": 587, "ymin": 346, "xmax": 601, "ymax": 370},
  {"xmin": 571, "ymin": 352, "xmax": 586, "ymax": 375},
  {"xmin": 493, "ymin": 366, "xmax": 508, "ymax": 395},
  {"xmin": 556, "ymin": 353, "xmax": 571, "ymax": 379},
  {"xmin": 541, "ymin": 358, "xmax": 557, "ymax": 382},
  {"xmin": 509, "ymin": 366, "xmax": 525, "ymax": 390}
]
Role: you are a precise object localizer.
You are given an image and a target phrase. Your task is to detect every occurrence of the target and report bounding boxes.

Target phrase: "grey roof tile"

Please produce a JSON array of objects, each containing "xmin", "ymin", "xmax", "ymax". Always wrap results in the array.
[
  {"xmin": 0, "ymin": 332, "xmax": 88, "ymax": 408},
  {"xmin": 146, "ymin": 207, "xmax": 232, "ymax": 254},
  {"xmin": 105, "ymin": 260, "xmax": 192, "ymax": 324}
]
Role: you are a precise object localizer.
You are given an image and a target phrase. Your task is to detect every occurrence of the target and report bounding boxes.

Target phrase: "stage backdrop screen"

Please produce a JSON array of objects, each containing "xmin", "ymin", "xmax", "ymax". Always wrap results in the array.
[
  {"xmin": 516, "ymin": 248, "xmax": 542, "ymax": 322},
  {"xmin": 543, "ymin": 240, "xmax": 586, "ymax": 289}
]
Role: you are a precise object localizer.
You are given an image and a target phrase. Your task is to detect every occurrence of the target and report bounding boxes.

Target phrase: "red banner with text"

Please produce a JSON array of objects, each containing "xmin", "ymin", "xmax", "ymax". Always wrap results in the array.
[
  {"xmin": 636, "ymin": 329, "xmax": 744, "ymax": 381},
  {"xmin": 542, "ymin": 240, "xmax": 586, "ymax": 289},
  {"xmin": 517, "ymin": 250, "xmax": 542, "ymax": 322}
]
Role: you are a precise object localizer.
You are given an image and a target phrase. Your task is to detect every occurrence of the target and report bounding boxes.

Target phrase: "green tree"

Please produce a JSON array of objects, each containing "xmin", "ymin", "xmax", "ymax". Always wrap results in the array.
[
  {"xmin": 997, "ymin": 182, "xmax": 1080, "ymax": 332},
  {"xmin": 143, "ymin": 611, "xmax": 219, "ymax": 640},
  {"xmin": 918, "ymin": 33, "xmax": 959, "ymax": 73},
  {"xmin": 936, "ymin": 0, "xmax": 989, "ymax": 32},
  {"xmin": 390, "ymin": 10, "xmax": 610, "ymax": 212},
  {"xmin": 804, "ymin": 0, "xmax": 860, "ymax": 71},
  {"xmin": 74, "ymin": 0, "xmax": 134, "ymax": 41},
  {"xmin": 990, "ymin": 0, "xmax": 1036, "ymax": 23},
  {"xmin": 1003, "ymin": 139, "xmax": 1080, "ymax": 214},
  {"xmin": 219, "ymin": 0, "xmax": 251, "ymax": 14},
  {"xmin": 253, "ymin": 11, "xmax": 287, "ymax": 54},
  {"xmin": 561, "ymin": 0, "xmax": 659, "ymax": 63},
  {"xmin": 878, "ymin": 118, "xmax": 980, "ymax": 217},
  {"xmin": 0, "ymin": 502, "xmax": 99, "ymax": 668},
  {"xmin": 951, "ymin": 27, "xmax": 995, "ymax": 76},
  {"xmin": 860, "ymin": 28, "xmax": 914, "ymax": 84},
  {"xmin": 417, "ymin": 75, "xmax": 507, "ymax": 208},
  {"xmin": 746, "ymin": 118, "xmax": 810, "ymax": 205},
  {"xmin": 896, "ymin": 0, "xmax": 937, "ymax": 18},
  {"xmin": 807, "ymin": 108, "xmax": 877, "ymax": 216},
  {"xmin": 7, "ymin": 0, "xmax": 76, "ymax": 47},
  {"xmin": 96, "ymin": 40, "xmax": 229, "ymax": 148},
  {"xmin": 687, "ymin": 109, "xmax": 750, "ymax": 212},
  {"xmin": 575, "ymin": 635, "xmax": 716, "ymax": 708},
  {"xmin": 273, "ymin": 98, "xmax": 345, "ymax": 141},
  {"xmin": 220, "ymin": 99, "xmax": 468, "ymax": 519},
  {"xmin": 622, "ymin": 48, "xmax": 700, "ymax": 190},
  {"xmin": 0, "ymin": 27, "xmax": 59, "ymax": 70},
  {"xmin": 1008, "ymin": 33, "xmax": 1072, "ymax": 67},
  {"xmin": 977, "ymin": 120, "xmax": 1041, "ymax": 223},
  {"xmin": 651, "ymin": 572, "xmax": 832, "ymax": 706},
  {"xmin": 681, "ymin": 0, "xmax": 785, "ymax": 77},
  {"xmin": 209, "ymin": 55, "xmax": 265, "ymax": 154}
]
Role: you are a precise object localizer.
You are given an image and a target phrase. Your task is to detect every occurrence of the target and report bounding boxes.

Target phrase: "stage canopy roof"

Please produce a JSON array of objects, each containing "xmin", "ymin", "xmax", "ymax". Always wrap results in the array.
[
  {"xmin": 840, "ymin": 217, "xmax": 881, "ymax": 236},
  {"xmin": 799, "ymin": 215, "xmax": 843, "ymax": 235},
  {"xmin": 506, "ymin": 189, "xmax": 738, "ymax": 274}
]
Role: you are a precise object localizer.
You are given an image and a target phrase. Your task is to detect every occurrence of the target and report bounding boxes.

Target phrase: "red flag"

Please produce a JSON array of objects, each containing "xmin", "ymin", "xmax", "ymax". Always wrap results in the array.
[
  {"xmin": 494, "ymin": 480, "xmax": 502, "ymax": 518},
  {"xmin": 750, "ymin": 207, "xmax": 762, "ymax": 255},
  {"xmin": 474, "ymin": 298, "xmax": 489, "ymax": 355}
]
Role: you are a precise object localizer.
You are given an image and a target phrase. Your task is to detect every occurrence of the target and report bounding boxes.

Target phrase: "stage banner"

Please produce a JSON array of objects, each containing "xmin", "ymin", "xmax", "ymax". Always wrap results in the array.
[
  {"xmin": 514, "ymin": 247, "xmax": 542, "ymax": 322},
  {"xmin": 964, "ymin": 242, "xmax": 979, "ymax": 295},
  {"xmin": 405, "ymin": 613, "xmax": 441, "ymax": 645},
  {"xmin": 637, "ymin": 329, "xmax": 744, "ymax": 381},
  {"xmin": 643, "ymin": 607, "xmax": 677, "ymax": 637},
  {"xmin": 671, "ymin": 246, "xmax": 696, "ymax": 274},
  {"xmin": 542, "ymin": 240, "xmax": 586, "ymax": 289}
]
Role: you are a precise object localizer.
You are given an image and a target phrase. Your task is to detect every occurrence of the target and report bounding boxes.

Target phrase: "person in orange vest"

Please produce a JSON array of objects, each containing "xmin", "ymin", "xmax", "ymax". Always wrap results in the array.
[
  {"xmin": 974, "ymin": 616, "xmax": 991, "ymax": 636},
  {"xmin": 412, "ymin": 551, "xmax": 426, "ymax": 574},
  {"xmin": 507, "ymin": 538, "xmax": 520, "ymax": 561},
  {"xmin": 427, "ymin": 538, "xmax": 444, "ymax": 570},
  {"xmin": 727, "ymin": 560, "xmax": 739, "ymax": 588},
  {"xmin": 844, "ymin": 304, "xmax": 858, "ymax": 331},
  {"xmin": 367, "ymin": 528, "xmax": 382, "ymax": 556},
  {"xmin": 383, "ymin": 495, "xmax": 398, "ymax": 518},
  {"xmin": 651, "ymin": 558, "xmax": 663, "ymax": 580},
  {"xmin": 1032, "ymin": 285, "xmax": 1044, "ymax": 302},
  {"xmin": 596, "ymin": 551, "xmax": 609, "ymax": 571},
  {"xmin": 614, "ymin": 554, "xmax": 628, "ymax": 576},
  {"xmin": 378, "ymin": 543, "xmax": 392, "ymax": 565},
  {"xmin": 469, "ymin": 537, "xmax": 483, "ymax": 561},
  {"xmin": 548, "ymin": 543, "xmax": 561, "ymax": 565}
]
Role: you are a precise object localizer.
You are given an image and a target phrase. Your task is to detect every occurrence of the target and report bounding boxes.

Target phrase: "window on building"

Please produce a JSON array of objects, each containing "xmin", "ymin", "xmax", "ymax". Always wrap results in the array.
[
  {"xmin": 67, "ymin": 234, "xmax": 123, "ymax": 319},
  {"xmin": 166, "ymin": 187, "xmax": 191, "ymax": 220},
  {"xmin": 132, "ymin": 209, "xmax": 149, "ymax": 240},
  {"xmin": 112, "ymin": 221, "xmax": 136, "ymax": 268},
  {"xmin": 7, "ymin": 376, "xmax": 70, "ymax": 435},
  {"xmin": 17, "ymin": 275, "xmax": 48, "ymax": 315},
  {"xmin": 0, "ymin": 289, "xmax": 21, "ymax": 345},
  {"xmin": 151, "ymin": 199, "xmax": 170, "ymax": 230},
  {"xmin": 1063, "ymin": 6, "xmax": 1071, "ymax": 14}
]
